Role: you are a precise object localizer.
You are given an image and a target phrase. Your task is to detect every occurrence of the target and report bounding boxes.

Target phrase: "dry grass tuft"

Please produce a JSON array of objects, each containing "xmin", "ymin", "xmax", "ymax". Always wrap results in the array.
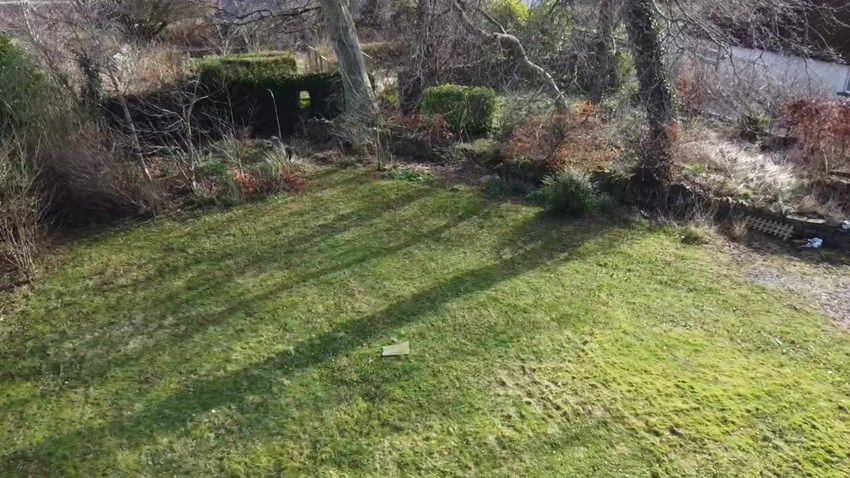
[
  {"xmin": 675, "ymin": 126, "xmax": 804, "ymax": 208},
  {"xmin": 114, "ymin": 44, "xmax": 188, "ymax": 95}
]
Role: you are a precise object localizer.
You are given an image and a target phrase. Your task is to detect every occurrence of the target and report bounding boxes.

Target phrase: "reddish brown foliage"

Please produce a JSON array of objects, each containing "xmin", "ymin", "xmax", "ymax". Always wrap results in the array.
[
  {"xmin": 781, "ymin": 97, "xmax": 850, "ymax": 174},
  {"xmin": 675, "ymin": 62, "xmax": 712, "ymax": 114},
  {"xmin": 280, "ymin": 171, "xmax": 309, "ymax": 193},
  {"xmin": 502, "ymin": 102, "xmax": 619, "ymax": 182},
  {"xmin": 421, "ymin": 115, "xmax": 454, "ymax": 143},
  {"xmin": 231, "ymin": 168, "xmax": 264, "ymax": 198},
  {"xmin": 231, "ymin": 167, "xmax": 307, "ymax": 198},
  {"xmin": 390, "ymin": 113, "xmax": 454, "ymax": 144}
]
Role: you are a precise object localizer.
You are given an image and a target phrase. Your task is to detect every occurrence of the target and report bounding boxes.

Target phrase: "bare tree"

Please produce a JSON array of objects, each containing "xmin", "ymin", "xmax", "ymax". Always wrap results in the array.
[
  {"xmin": 98, "ymin": 0, "xmax": 204, "ymax": 42},
  {"xmin": 400, "ymin": 0, "xmax": 436, "ymax": 114},
  {"xmin": 19, "ymin": 0, "xmax": 154, "ymax": 180},
  {"xmin": 452, "ymin": 0, "xmax": 567, "ymax": 111},
  {"xmin": 318, "ymin": 0, "xmax": 377, "ymax": 115}
]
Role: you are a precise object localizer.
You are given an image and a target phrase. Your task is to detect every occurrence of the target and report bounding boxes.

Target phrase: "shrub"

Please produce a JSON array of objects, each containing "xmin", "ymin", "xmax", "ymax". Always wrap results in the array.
[
  {"xmin": 39, "ymin": 126, "xmax": 162, "ymax": 223},
  {"xmin": 490, "ymin": 0, "xmax": 530, "ymax": 30},
  {"xmin": 675, "ymin": 61, "xmax": 713, "ymax": 114},
  {"xmin": 1, "ymin": 37, "xmax": 160, "ymax": 280},
  {"xmin": 389, "ymin": 166, "xmax": 436, "ymax": 184},
  {"xmin": 780, "ymin": 97, "xmax": 850, "ymax": 176},
  {"xmin": 0, "ymin": 145, "xmax": 41, "ymax": 282},
  {"xmin": 168, "ymin": 53, "xmax": 343, "ymax": 137},
  {"xmin": 253, "ymin": 145, "xmax": 309, "ymax": 193},
  {"xmin": 111, "ymin": 53, "xmax": 344, "ymax": 145},
  {"xmin": 231, "ymin": 168, "xmax": 264, "ymax": 198},
  {"xmin": 0, "ymin": 37, "xmax": 49, "ymax": 134},
  {"xmin": 420, "ymin": 115, "xmax": 454, "ymax": 143},
  {"xmin": 190, "ymin": 140, "xmax": 308, "ymax": 206},
  {"xmin": 422, "ymin": 84, "xmax": 498, "ymax": 136},
  {"xmin": 536, "ymin": 168, "xmax": 600, "ymax": 218},
  {"xmin": 502, "ymin": 103, "xmax": 619, "ymax": 185},
  {"xmin": 738, "ymin": 110, "xmax": 771, "ymax": 144},
  {"xmin": 0, "ymin": 39, "xmax": 58, "ymax": 279},
  {"xmin": 496, "ymin": 93, "xmax": 555, "ymax": 141}
]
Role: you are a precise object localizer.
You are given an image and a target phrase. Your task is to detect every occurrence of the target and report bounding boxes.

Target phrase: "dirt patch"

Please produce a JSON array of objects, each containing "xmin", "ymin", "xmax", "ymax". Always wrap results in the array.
[{"xmin": 723, "ymin": 238, "xmax": 850, "ymax": 326}]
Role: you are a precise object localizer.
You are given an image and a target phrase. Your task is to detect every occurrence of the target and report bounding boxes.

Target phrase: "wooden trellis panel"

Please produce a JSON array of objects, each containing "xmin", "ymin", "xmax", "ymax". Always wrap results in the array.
[{"xmin": 745, "ymin": 216, "xmax": 794, "ymax": 241}]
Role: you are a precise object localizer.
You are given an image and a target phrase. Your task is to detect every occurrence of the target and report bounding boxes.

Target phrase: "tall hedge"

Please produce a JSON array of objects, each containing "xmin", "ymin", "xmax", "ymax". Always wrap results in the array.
[
  {"xmin": 195, "ymin": 52, "xmax": 343, "ymax": 133},
  {"xmin": 104, "ymin": 52, "xmax": 344, "ymax": 144},
  {"xmin": 0, "ymin": 36, "xmax": 50, "ymax": 135},
  {"xmin": 201, "ymin": 53, "xmax": 344, "ymax": 136},
  {"xmin": 422, "ymin": 84, "xmax": 498, "ymax": 136},
  {"xmin": 193, "ymin": 52, "xmax": 298, "ymax": 84}
]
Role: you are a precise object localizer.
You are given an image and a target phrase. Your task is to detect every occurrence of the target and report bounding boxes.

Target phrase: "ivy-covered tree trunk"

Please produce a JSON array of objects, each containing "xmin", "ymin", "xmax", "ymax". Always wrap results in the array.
[
  {"xmin": 625, "ymin": 0, "xmax": 677, "ymax": 184},
  {"xmin": 318, "ymin": 0, "xmax": 377, "ymax": 115}
]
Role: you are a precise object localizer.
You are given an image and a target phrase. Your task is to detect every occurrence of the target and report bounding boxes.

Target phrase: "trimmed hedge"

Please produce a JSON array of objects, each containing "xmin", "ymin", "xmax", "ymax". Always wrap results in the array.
[
  {"xmin": 422, "ymin": 84, "xmax": 497, "ymax": 136},
  {"xmin": 195, "ymin": 52, "xmax": 342, "ymax": 135},
  {"xmin": 197, "ymin": 67, "xmax": 343, "ymax": 119},
  {"xmin": 193, "ymin": 52, "xmax": 298, "ymax": 80},
  {"xmin": 107, "ymin": 52, "xmax": 344, "ymax": 144}
]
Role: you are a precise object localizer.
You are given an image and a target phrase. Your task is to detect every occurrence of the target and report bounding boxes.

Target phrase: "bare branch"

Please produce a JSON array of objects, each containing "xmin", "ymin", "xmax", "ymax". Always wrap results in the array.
[
  {"xmin": 451, "ymin": 0, "xmax": 567, "ymax": 112},
  {"xmin": 213, "ymin": 5, "xmax": 320, "ymax": 27}
]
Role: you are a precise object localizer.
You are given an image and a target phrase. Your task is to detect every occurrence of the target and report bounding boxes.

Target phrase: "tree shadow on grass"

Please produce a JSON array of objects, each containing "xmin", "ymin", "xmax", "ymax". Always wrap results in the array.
[
  {"xmin": 53, "ymin": 166, "xmax": 361, "ymax": 243},
  {"xmin": 2, "ymin": 212, "xmax": 621, "ymax": 476},
  {"xmin": 2, "ymin": 180, "xmax": 449, "ymax": 385}
]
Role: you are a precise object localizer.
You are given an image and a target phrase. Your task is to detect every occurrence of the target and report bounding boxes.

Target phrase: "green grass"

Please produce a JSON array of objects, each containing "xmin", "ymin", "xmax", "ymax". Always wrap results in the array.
[{"xmin": 2, "ymin": 167, "xmax": 849, "ymax": 477}]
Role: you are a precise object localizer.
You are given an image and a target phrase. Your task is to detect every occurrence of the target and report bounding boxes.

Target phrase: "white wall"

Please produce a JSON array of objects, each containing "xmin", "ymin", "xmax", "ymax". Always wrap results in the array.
[
  {"xmin": 726, "ymin": 45, "xmax": 850, "ymax": 97},
  {"xmin": 671, "ymin": 39, "xmax": 850, "ymax": 117}
]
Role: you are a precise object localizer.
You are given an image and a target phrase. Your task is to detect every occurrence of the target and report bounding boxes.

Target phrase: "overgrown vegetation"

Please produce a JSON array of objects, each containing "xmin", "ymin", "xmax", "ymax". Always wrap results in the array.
[
  {"xmin": 187, "ymin": 139, "xmax": 310, "ymax": 207},
  {"xmin": 0, "ymin": 36, "xmax": 157, "ymax": 284},
  {"xmin": 113, "ymin": 52, "xmax": 346, "ymax": 140},
  {"xmin": 738, "ymin": 110, "xmax": 771, "ymax": 144}
]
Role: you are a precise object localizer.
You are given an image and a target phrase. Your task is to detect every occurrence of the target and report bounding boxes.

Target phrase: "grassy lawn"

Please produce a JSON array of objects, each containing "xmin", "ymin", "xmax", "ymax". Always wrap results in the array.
[{"xmin": 2, "ymin": 167, "xmax": 849, "ymax": 477}]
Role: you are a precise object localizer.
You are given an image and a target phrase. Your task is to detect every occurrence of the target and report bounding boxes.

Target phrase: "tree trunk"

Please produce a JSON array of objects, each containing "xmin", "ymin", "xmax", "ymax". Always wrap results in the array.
[
  {"xmin": 625, "ymin": 0, "xmax": 677, "ymax": 184},
  {"xmin": 590, "ymin": 0, "xmax": 618, "ymax": 103},
  {"xmin": 103, "ymin": 63, "xmax": 151, "ymax": 181},
  {"xmin": 318, "ymin": 0, "xmax": 377, "ymax": 116},
  {"xmin": 400, "ymin": 0, "xmax": 435, "ymax": 114}
]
